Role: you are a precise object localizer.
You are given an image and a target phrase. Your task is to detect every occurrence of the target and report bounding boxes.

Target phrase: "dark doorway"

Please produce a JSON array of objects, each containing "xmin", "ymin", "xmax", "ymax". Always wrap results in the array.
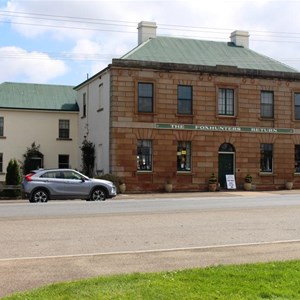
[{"xmin": 218, "ymin": 143, "xmax": 235, "ymax": 188}]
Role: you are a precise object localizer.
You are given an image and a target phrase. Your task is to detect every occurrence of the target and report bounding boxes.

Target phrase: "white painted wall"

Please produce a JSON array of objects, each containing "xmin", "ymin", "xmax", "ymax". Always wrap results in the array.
[
  {"xmin": 0, "ymin": 109, "xmax": 78, "ymax": 181},
  {"xmin": 77, "ymin": 70, "xmax": 111, "ymax": 176}
]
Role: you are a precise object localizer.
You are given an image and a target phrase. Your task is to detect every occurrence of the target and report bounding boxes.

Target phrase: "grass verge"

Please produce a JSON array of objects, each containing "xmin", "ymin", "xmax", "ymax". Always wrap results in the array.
[{"xmin": 3, "ymin": 260, "xmax": 300, "ymax": 300}]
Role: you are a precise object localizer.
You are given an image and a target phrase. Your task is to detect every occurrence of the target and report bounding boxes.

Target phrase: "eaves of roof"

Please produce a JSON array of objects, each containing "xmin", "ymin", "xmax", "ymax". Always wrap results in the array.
[{"xmin": 112, "ymin": 58, "xmax": 300, "ymax": 81}]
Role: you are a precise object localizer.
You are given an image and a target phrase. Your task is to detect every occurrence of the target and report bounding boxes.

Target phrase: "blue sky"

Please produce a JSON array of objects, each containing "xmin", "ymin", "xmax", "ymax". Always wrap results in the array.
[{"xmin": 1, "ymin": 0, "xmax": 300, "ymax": 86}]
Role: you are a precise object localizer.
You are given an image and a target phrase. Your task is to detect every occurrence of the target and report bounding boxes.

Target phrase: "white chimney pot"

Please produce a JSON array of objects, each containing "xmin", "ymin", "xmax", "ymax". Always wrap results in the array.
[
  {"xmin": 230, "ymin": 30, "xmax": 250, "ymax": 48},
  {"xmin": 138, "ymin": 21, "xmax": 157, "ymax": 45}
]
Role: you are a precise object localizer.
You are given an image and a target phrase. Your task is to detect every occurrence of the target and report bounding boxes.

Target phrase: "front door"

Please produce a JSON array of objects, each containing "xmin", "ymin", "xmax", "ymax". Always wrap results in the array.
[
  {"xmin": 218, "ymin": 153, "xmax": 234, "ymax": 188},
  {"xmin": 29, "ymin": 157, "xmax": 43, "ymax": 170}
]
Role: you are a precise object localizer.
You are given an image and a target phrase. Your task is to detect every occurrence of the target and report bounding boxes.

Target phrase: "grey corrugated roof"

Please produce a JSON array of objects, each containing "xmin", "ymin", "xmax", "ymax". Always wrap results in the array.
[
  {"xmin": 0, "ymin": 82, "xmax": 78, "ymax": 111},
  {"xmin": 121, "ymin": 36, "xmax": 298, "ymax": 73}
]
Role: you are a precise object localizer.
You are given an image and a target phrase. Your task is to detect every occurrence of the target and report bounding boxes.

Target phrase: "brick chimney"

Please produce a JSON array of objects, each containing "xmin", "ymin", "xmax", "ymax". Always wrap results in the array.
[
  {"xmin": 138, "ymin": 21, "xmax": 157, "ymax": 45},
  {"xmin": 230, "ymin": 30, "xmax": 250, "ymax": 48}
]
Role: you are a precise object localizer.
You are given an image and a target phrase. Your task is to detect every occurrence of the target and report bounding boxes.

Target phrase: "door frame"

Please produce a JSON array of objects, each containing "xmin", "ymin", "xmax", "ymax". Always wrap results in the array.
[{"xmin": 218, "ymin": 151, "xmax": 235, "ymax": 188}]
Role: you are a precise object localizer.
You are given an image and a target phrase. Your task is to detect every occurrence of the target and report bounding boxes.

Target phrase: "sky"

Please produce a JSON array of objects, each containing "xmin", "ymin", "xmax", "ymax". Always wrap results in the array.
[{"xmin": 1, "ymin": 0, "xmax": 300, "ymax": 86}]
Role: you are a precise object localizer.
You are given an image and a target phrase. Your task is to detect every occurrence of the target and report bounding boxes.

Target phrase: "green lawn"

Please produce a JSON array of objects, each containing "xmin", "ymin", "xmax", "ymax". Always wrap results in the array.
[{"xmin": 4, "ymin": 260, "xmax": 300, "ymax": 300}]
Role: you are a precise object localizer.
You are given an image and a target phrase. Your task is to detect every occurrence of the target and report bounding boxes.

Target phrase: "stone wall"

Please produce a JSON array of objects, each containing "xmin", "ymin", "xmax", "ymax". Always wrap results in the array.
[{"xmin": 109, "ymin": 63, "xmax": 300, "ymax": 192}]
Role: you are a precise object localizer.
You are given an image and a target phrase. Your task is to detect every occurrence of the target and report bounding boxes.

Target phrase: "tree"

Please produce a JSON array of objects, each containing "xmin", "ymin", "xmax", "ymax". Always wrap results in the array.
[
  {"xmin": 80, "ymin": 139, "xmax": 95, "ymax": 177},
  {"xmin": 5, "ymin": 159, "xmax": 21, "ymax": 197},
  {"xmin": 6, "ymin": 159, "xmax": 21, "ymax": 185}
]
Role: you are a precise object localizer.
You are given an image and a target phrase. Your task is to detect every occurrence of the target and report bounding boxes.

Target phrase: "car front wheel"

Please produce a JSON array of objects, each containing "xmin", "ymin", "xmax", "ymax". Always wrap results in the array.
[
  {"xmin": 31, "ymin": 189, "xmax": 49, "ymax": 203},
  {"xmin": 90, "ymin": 188, "xmax": 107, "ymax": 201}
]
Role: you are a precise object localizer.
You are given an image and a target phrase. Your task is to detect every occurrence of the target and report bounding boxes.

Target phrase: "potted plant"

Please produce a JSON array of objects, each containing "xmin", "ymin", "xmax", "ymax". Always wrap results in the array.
[
  {"xmin": 285, "ymin": 180, "xmax": 293, "ymax": 190},
  {"xmin": 244, "ymin": 174, "xmax": 252, "ymax": 191},
  {"xmin": 119, "ymin": 178, "xmax": 126, "ymax": 193},
  {"xmin": 165, "ymin": 178, "xmax": 173, "ymax": 193},
  {"xmin": 208, "ymin": 173, "xmax": 218, "ymax": 192}
]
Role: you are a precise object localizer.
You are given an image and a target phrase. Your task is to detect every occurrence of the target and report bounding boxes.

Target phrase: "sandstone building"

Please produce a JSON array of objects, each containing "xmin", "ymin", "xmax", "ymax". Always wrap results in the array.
[{"xmin": 75, "ymin": 22, "xmax": 300, "ymax": 191}]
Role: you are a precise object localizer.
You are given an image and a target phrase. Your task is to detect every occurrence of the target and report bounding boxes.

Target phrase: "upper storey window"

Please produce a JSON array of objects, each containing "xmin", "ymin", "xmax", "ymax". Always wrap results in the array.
[
  {"xmin": 294, "ymin": 93, "xmax": 300, "ymax": 120},
  {"xmin": 178, "ymin": 85, "xmax": 192, "ymax": 115},
  {"xmin": 261, "ymin": 91, "xmax": 274, "ymax": 118},
  {"xmin": 0, "ymin": 117, "xmax": 3, "ymax": 136},
  {"xmin": 82, "ymin": 92, "xmax": 87, "ymax": 118},
  {"xmin": 218, "ymin": 88, "xmax": 234, "ymax": 116},
  {"xmin": 59, "ymin": 120, "xmax": 70, "ymax": 139},
  {"xmin": 138, "ymin": 83, "xmax": 153, "ymax": 113}
]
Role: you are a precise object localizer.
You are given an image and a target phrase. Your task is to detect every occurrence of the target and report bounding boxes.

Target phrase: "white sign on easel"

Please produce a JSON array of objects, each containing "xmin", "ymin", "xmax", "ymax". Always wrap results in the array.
[{"xmin": 225, "ymin": 174, "xmax": 236, "ymax": 190}]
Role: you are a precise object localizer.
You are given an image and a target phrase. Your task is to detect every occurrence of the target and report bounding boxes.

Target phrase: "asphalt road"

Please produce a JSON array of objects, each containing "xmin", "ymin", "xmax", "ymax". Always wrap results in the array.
[{"xmin": 1, "ymin": 190, "xmax": 300, "ymax": 298}]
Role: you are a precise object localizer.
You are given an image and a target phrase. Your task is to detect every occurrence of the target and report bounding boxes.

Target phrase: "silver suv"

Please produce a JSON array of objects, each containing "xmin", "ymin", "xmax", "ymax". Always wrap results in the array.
[{"xmin": 22, "ymin": 169, "xmax": 117, "ymax": 203}]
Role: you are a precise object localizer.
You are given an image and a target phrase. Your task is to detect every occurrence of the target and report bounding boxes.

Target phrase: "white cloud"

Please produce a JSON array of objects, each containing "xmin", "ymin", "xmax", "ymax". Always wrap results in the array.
[
  {"xmin": 68, "ymin": 39, "xmax": 102, "ymax": 61},
  {"xmin": 1, "ymin": 0, "xmax": 300, "ymax": 84},
  {"xmin": 0, "ymin": 46, "xmax": 67, "ymax": 83},
  {"xmin": 2, "ymin": 0, "xmax": 137, "ymax": 40}
]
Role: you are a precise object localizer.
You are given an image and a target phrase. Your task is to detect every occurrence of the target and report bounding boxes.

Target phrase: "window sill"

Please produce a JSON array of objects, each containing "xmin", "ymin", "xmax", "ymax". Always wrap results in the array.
[
  {"xmin": 0, "ymin": 136, "xmax": 6, "ymax": 139},
  {"xmin": 57, "ymin": 138, "xmax": 72, "ymax": 141},
  {"xmin": 137, "ymin": 112, "xmax": 156, "ymax": 116},
  {"xmin": 259, "ymin": 172, "xmax": 273, "ymax": 176},
  {"xmin": 176, "ymin": 113, "xmax": 194, "ymax": 117},
  {"xmin": 259, "ymin": 117, "xmax": 274, "ymax": 121},
  {"xmin": 217, "ymin": 115, "xmax": 236, "ymax": 119}
]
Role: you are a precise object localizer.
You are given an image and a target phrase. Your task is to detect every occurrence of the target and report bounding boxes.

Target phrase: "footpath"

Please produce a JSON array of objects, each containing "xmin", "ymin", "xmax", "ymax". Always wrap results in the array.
[
  {"xmin": 116, "ymin": 189, "xmax": 300, "ymax": 200},
  {"xmin": 1, "ymin": 189, "xmax": 300, "ymax": 204}
]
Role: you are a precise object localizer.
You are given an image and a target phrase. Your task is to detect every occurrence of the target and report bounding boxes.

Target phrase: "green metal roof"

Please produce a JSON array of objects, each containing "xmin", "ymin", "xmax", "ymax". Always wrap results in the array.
[
  {"xmin": 0, "ymin": 82, "xmax": 78, "ymax": 111},
  {"xmin": 121, "ymin": 36, "xmax": 298, "ymax": 73}
]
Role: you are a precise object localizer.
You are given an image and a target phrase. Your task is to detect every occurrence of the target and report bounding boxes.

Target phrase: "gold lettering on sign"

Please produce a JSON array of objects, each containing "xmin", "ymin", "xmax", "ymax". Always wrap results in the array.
[{"xmin": 171, "ymin": 124, "xmax": 185, "ymax": 129}]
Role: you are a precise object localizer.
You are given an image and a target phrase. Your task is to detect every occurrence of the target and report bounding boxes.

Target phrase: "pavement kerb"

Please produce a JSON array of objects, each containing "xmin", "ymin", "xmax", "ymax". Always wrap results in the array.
[{"xmin": 0, "ymin": 189, "xmax": 299, "ymax": 204}]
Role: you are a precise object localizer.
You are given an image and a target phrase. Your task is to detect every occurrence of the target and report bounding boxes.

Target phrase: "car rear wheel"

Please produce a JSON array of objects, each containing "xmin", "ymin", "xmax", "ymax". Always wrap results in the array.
[
  {"xmin": 90, "ymin": 188, "xmax": 107, "ymax": 201},
  {"xmin": 31, "ymin": 189, "xmax": 49, "ymax": 203}
]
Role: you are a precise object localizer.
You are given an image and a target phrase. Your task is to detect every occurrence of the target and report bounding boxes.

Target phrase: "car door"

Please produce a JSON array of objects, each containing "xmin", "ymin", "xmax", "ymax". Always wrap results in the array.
[
  {"xmin": 60, "ymin": 170, "xmax": 91, "ymax": 198},
  {"xmin": 45, "ymin": 171, "xmax": 72, "ymax": 197}
]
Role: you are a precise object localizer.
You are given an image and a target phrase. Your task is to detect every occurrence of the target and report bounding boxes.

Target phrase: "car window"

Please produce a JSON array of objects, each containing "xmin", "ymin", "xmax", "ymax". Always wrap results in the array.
[
  {"xmin": 40, "ymin": 171, "xmax": 56, "ymax": 178},
  {"xmin": 64, "ymin": 171, "xmax": 82, "ymax": 180},
  {"xmin": 40, "ymin": 170, "xmax": 83, "ymax": 180},
  {"xmin": 52, "ymin": 171, "xmax": 65, "ymax": 179}
]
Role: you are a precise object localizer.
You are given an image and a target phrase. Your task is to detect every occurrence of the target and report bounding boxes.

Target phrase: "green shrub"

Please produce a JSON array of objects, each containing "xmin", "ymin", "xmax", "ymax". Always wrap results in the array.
[
  {"xmin": 80, "ymin": 140, "xmax": 95, "ymax": 177},
  {"xmin": 95, "ymin": 173, "xmax": 123, "ymax": 193},
  {"xmin": 4, "ymin": 159, "xmax": 21, "ymax": 197}
]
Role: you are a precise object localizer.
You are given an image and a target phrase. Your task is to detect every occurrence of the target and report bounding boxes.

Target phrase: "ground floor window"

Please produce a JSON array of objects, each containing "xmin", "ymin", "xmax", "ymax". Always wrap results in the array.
[
  {"xmin": 295, "ymin": 145, "xmax": 300, "ymax": 173},
  {"xmin": 59, "ymin": 155, "xmax": 69, "ymax": 169},
  {"xmin": 137, "ymin": 140, "xmax": 152, "ymax": 171},
  {"xmin": 260, "ymin": 143, "xmax": 273, "ymax": 172},
  {"xmin": 0, "ymin": 153, "xmax": 2, "ymax": 172},
  {"xmin": 177, "ymin": 141, "xmax": 191, "ymax": 171}
]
